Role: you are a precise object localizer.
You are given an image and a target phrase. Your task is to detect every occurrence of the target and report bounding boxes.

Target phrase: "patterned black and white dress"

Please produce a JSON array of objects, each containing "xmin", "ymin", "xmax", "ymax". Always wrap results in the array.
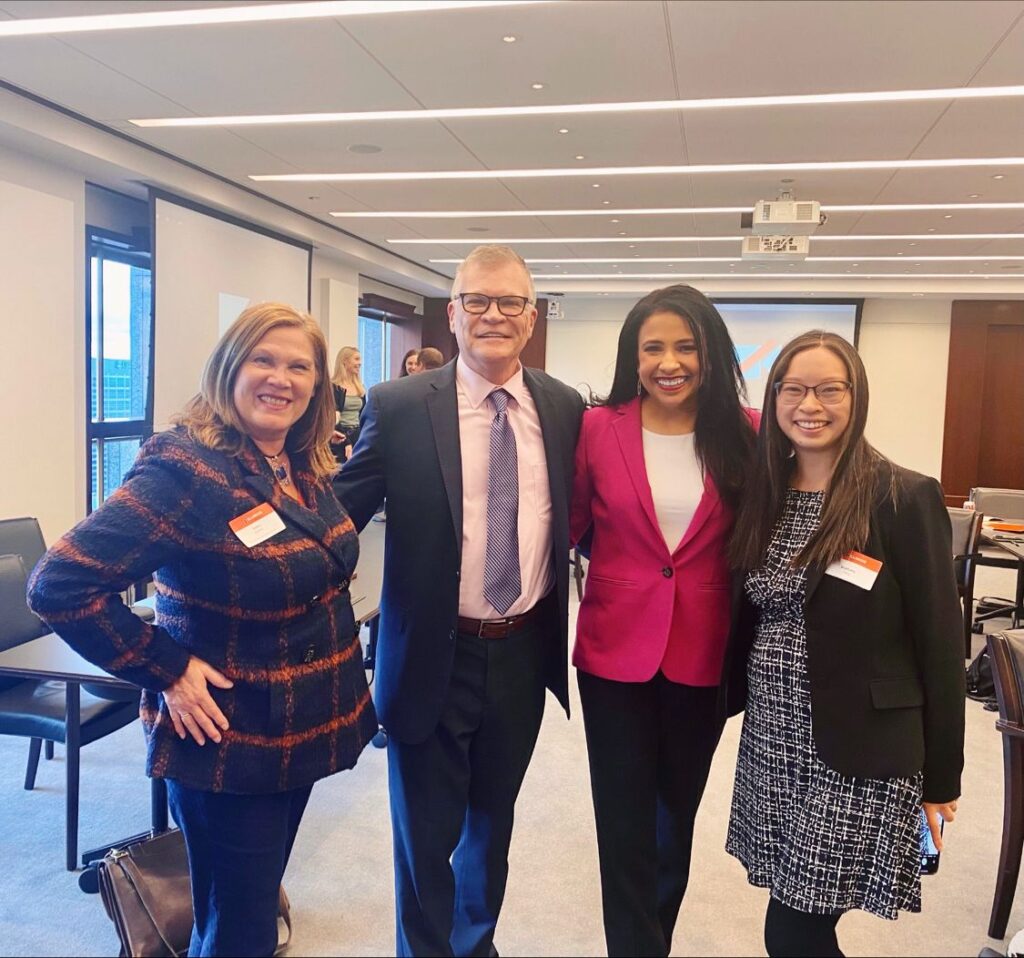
[{"xmin": 725, "ymin": 489, "xmax": 923, "ymax": 919}]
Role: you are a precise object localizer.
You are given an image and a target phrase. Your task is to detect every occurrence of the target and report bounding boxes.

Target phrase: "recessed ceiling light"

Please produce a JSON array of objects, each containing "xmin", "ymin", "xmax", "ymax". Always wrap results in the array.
[
  {"xmin": 944, "ymin": 214, "xmax": 953, "ymax": 219},
  {"xmin": 252, "ymin": 156, "xmax": 1024, "ymax": 183},
  {"xmin": 913, "ymin": 292, "xmax": 924, "ymax": 296},
  {"xmin": 348, "ymin": 143, "xmax": 382, "ymax": 154},
  {"xmin": 133, "ymin": 83, "xmax": 1024, "ymax": 127},
  {"xmin": 0, "ymin": 0, "xmax": 554, "ymax": 37},
  {"xmin": 602, "ymin": 200, "xmax": 611, "ymax": 205},
  {"xmin": 969, "ymin": 193, "xmax": 981, "ymax": 198},
  {"xmin": 909, "ymin": 242, "xmax": 917, "ymax": 246},
  {"xmin": 557, "ymin": 128, "xmax": 569, "ymax": 134},
  {"xmin": 610, "ymin": 218, "xmax": 620, "ymax": 223},
  {"xmin": 897, "ymin": 251, "xmax": 904, "ymax": 255},
  {"xmin": 617, "ymin": 231, "xmax": 627, "ymax": 236},
  {"xmin": 993, "ymin": 174, "xmax": 1006, "ymax": 180},
  {"xmin": 503, "ymin": 35, "xmax": 517, "ymax": 43},
  {"xmin": 592, "ymin": 183, "xmax": 601, "ymax": 188},
  {"xmin": 928, "ymin": 228, "xmax": 936, "ymax": 232},
  {"xmin": 628, "ymin": 244, "xmax": 637, "ymax": 248},
  {"xmin": 574, "ymin": 155, "xmax": 585, "ymax": 161}
]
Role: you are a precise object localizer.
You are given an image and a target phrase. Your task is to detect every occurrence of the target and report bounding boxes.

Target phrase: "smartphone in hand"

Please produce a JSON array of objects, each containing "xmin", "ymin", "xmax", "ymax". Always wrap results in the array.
[{"xmin": 920, "ymin": 808, "xmax": 944, "ymax": 875}]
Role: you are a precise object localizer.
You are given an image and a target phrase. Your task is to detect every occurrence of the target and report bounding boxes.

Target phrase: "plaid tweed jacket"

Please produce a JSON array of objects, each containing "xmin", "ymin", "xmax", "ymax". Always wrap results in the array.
[{"xmin": 28, "ymin": 429, "xmax": 377, "ymax": 794}]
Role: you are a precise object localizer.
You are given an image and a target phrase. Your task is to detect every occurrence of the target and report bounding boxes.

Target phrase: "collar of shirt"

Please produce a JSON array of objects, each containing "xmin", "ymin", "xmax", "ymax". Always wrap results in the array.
[{"xmin": 455, "ymin": 357, "xmax": 528, "ymax": 410}]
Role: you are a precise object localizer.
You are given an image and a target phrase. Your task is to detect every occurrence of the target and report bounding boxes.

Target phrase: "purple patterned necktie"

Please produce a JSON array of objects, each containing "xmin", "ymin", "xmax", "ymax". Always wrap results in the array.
[{"xmin": 483, "ymin": 388, "xmax": 521, "ymax": 616}]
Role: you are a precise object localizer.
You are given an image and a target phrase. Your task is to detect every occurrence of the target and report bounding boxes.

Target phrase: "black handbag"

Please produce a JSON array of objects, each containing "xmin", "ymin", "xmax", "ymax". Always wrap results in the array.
[{"xmin": 98, "ymin": 829, "xmax": 292, "ymax": 957}]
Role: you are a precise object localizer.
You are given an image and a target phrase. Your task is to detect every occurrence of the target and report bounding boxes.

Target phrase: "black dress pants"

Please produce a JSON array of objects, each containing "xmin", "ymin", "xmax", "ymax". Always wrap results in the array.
[
  {"xmin": 578, "ymin": 669, "xmax": 722, "ymax": 958},
  {"xmin": 387, "ymin": 610, "xmax": 552, "ymax": 957}
]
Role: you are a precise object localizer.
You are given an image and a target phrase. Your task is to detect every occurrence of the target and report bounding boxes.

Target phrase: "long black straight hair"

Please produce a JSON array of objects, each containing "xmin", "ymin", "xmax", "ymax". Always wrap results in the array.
[{"xmin": 599, "ymin": 284, "xmax": 756, "ymax": 508}]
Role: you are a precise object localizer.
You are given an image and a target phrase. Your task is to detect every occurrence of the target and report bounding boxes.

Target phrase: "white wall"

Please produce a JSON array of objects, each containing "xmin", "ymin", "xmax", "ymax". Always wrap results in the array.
[
  {"xmin": 546, "ymin": 296, "xmax": 953, "ymax": 480},
  {"xmin": 0, "ymin": 149, "xmax": 85, "ymax": 544},
  {"xmin": 313, "ymin": 252, "xmax": 361, "ymax": 364}
]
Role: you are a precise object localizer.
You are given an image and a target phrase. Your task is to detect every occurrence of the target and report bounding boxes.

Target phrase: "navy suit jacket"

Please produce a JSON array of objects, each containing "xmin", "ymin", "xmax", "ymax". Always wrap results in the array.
[{"xmin": 335, "ymin": 360, "xmax": 584, "ymax": 744}]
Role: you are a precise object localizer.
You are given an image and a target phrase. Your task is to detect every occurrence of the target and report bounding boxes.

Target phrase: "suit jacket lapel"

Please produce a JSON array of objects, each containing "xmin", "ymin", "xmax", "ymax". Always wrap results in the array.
[
  {"xmin": 426, "ymin": 362, "xmax": 464, "ymax": 556},
  {"xmin": 611, "ymin": 400, "xmax": 663, "ymax": 545},
  {"xmin": 804, "ymin": 561, "xmax": 827, "ymax": 604}
]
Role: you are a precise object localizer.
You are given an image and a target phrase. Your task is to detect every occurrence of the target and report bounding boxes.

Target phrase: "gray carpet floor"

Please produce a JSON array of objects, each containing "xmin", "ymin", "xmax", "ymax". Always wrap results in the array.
[{"xmin": 2, "ymin": 565, "xmax": 1022, "ymax": 957}]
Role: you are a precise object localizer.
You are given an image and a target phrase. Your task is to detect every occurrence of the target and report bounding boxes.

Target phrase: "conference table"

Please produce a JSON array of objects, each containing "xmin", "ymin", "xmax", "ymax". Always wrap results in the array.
[
  {"xmin": 979, "ymin": 520, "xmax": 1024, "ymax": 630},
  {"xmin": 0, "ymin": 520, "xmax": 384, "ymax": 878}
]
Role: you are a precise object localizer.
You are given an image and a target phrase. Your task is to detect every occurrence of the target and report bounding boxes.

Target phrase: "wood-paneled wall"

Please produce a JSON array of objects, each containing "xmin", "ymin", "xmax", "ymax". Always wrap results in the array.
[{"xmin": 940, "ymin": 300, "xmax": 1024, "ymax": 504}]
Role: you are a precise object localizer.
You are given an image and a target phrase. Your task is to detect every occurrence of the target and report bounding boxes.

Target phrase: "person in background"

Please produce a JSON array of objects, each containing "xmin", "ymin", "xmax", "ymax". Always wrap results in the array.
[
  {"xmin": 28, "ymin": 303, "xmax": 377, "ymax": 958},
  {"xmin": 723, "ymin": 330, "xmax": 965, "ymax": 957},
  {"xmin": 416, "ymin": 347, "xmax": 445, "ymax": 371},
  {"xmin": 570, "ymin": 284, "xmax": 757, "ymax": 957},
  {"xmin": 331, "ymin": 345, "xmax": 366, "ymax": 460},
  {"xmin": 335, "ymin": 245, "xmax": 584, "ymax": 957},
  {"xmin": 400, "ymin": 348, "xmax": 421, "ymax": 378}
]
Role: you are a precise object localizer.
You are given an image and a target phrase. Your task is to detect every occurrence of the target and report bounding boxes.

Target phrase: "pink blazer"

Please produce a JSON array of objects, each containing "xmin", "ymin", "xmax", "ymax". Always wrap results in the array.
[{"xmin": 571, "ymin": 400, "xmax": 757, "ymax": 686}]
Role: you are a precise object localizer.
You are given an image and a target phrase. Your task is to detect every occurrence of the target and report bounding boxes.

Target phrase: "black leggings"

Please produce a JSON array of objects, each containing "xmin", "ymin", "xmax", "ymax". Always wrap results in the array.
[{"xmin": 764, "ymin": 897, "xmax": 844, "ymax": 957}]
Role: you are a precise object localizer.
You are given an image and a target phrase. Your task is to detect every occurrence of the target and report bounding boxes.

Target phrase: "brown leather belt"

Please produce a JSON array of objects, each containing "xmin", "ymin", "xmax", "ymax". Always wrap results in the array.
[{"xmin": 457, "ymin": 601, "xmax": 546, "ymax": 639}]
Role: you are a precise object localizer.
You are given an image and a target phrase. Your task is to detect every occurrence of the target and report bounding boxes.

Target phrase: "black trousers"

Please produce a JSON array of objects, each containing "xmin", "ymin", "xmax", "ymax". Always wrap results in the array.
[
  {"xmin": 578, "ymin": 669, "xmax": 722, "ymax": 958},
  {"xmin": 764, "ymin": 897, "xmax": 844, "ymax": 957},
  {"xmin": 167, "ymin": 780, "xmax": 312, "ymax": 958},
  {"xmin": 387, "ymin": 610, "xmax": 552, "ymax": 957}
]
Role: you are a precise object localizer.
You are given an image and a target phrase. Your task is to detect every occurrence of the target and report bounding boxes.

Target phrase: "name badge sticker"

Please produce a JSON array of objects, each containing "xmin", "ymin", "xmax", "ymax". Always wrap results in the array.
[
  {"xmin": 824, "ymin": 550, "xmax": 882, "ymax": 591},
  {"xmin": 229, "ymin": 502, "xmax": 286, "ymax": 548}
]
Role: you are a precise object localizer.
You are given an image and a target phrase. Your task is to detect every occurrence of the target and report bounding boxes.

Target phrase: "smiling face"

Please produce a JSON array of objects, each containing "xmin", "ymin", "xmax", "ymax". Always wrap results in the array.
[
  {"xmin": 345, "ymin": 350, "xmax": 362, "ymax": 377},
  {"xmin": 232, "ymin": 325, "xmax": 317, "ymax": 448},
  {"xmin": 448, "ymin": 258, "xmax": 537, "ymax": 384},
  {"xmin": 637, "ymin": 310, "xmax": 701, "ymax": 418},
  {"xmin": 775, "ymin": 346, "xmax": 852, "ymax": 461},
  {"xmin": 405, "ymin": 352, "xmax": 421, "ymax": 375}
]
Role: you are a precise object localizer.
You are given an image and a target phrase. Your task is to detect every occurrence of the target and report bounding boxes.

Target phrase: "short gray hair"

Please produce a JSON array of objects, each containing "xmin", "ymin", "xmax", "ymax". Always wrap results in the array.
[{"xmin": 451, "ymin": 244, "xmax": 535, "ymax": 302}]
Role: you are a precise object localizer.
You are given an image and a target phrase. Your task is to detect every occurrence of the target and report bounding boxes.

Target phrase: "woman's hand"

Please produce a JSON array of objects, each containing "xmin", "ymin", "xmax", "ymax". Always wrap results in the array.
[
  {"xmin": 331, "ymin": 430, "xmax": 345, "ymax": 445},
  {"xmin": 923, "ymin": 799, "xmax": 958, "ymax": 852},
  {"xmin": 162, "ymin": 656, "xmax": 234, "ymax": 746}
]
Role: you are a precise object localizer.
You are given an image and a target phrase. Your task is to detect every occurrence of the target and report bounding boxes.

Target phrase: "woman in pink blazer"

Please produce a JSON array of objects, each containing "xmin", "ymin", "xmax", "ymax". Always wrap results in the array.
[{"xmin": 571, "ymin": 284, "xmax": 758, "ymax": 957}]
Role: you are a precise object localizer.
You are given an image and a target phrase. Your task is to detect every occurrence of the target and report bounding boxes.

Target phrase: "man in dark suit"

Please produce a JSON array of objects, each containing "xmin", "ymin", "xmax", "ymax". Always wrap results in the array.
[{"xmin": 335, "ymin": 245, "xmax": 584, "ymax": 957}]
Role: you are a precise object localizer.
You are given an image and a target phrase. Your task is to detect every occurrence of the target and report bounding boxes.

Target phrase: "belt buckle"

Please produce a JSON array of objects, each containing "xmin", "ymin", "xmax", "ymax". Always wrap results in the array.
[{"xmin": 480, "ymin": 616, "xmax": 512, "ymax": 638}]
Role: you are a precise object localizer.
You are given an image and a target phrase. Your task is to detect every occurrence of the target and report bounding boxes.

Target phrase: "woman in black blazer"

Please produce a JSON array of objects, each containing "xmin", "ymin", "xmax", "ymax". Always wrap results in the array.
[{"xmin": 723, "ymin": 330, "xmax": 965, "ymax": 957}]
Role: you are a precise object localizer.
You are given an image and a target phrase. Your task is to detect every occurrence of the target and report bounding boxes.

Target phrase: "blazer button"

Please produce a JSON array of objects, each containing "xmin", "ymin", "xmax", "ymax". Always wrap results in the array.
[
  {"xmin": 661, "ymin": 567, "xmax": 673, "ymax": 578},
  {"xmin": 303, "ymin": 645, "xmax": 316, "ymax": 664}
]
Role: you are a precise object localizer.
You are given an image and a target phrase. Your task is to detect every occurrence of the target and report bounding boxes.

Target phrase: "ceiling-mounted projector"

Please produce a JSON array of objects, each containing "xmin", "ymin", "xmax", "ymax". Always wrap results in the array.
[
  {"xmin": 741, "ymin": 235, "xmax": 809, "ymax": 260},
  {"xmin": 752, "ymin": 198, "xmax": 822, "ymax": 235}
]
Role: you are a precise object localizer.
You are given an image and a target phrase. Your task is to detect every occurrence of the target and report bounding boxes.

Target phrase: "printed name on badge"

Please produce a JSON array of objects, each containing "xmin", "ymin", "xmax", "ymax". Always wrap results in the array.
[
  {"xmin": 229, "ymin": 502, "xmax": 286, "ymax": 548},
  {"xmin": 824, "ymin": 550, "xmax": 882, "ymax": 591}
]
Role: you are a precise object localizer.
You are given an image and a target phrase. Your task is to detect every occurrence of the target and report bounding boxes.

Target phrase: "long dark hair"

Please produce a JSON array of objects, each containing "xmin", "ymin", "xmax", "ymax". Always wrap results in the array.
[
  {"xmin": 399, "ymin": 348, "xmax": 418, "ymax": 377},
  {"xmin": 730, "ymin": 330, "xmax": 895, "ymax": 571},
  {"xmin": 600, "ymin": 284, "xmax": 756, "ymax": 508}
]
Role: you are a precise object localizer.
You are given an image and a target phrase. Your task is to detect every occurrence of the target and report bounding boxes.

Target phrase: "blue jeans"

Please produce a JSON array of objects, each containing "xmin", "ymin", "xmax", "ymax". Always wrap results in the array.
[{"xmin": 166, "ymin": 780, "xmax": 312, "ymax": 957}]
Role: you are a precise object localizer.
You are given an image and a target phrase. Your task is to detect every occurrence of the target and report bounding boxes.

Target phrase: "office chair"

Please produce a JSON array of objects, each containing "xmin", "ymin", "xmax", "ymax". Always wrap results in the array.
[
  {"xmin": 0, "ymin": 543, "xmax": 141, "ymax": 870},
  {"xmin": 972, "ymin": 490, "xmax": 1024, "ymax": 634},
  {"xmin": 948, "ymin": 507, "xmax": 983, "ymax": 658},
  {"xmin": 986, "ymin": 629, "xmax": 1024, "ymax": 939}
]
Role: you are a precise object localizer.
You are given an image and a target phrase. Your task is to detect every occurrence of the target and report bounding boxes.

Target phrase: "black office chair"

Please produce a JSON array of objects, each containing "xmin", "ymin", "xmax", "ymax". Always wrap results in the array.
[
  {"xmin": 0, "ymin": 552, "xmax": 140, "ymax": 870},
  {"xmin": 972, "ymin": 490, "xmax": 1024, "ymax": 633},
  {"xmin": 948, "ymin": 507, "xmax": 983, "ymax": 658},
  {"xmin": 986, "ymin": 628, "xmax": 1024, "ymax": 939}
]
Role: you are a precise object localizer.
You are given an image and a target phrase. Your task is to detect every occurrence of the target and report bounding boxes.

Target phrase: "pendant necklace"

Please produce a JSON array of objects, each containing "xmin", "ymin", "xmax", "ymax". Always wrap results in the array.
[{"xmin": 263, "ymin": 450, "xmax": 292, "ymax": 486}]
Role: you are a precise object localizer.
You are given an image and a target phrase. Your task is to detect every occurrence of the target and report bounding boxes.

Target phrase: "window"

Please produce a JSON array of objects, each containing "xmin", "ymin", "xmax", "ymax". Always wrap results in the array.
[
  {"xmin": 87, "ymin": 229, "xmax": 153, "ymax": 511},
  {"xmin": 357, "ymin": 312, "xmax": 392, "ymax": 389}
]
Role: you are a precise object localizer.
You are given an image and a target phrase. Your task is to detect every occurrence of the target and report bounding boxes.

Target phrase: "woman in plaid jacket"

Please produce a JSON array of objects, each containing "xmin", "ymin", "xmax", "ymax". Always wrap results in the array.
[{"xmin": 29, "ymin": 302, "xmax": 377, "ymax": 957}]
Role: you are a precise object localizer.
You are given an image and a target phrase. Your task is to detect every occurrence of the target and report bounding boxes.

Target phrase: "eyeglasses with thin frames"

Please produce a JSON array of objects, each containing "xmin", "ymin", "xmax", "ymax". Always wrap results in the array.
[
  {"xmin": 454, "ymin": 293, "xmax": 533, "ymax": 317},
  {"xmin": 774, "ymin": 380, "xmax": 853, "ymax": 405}
]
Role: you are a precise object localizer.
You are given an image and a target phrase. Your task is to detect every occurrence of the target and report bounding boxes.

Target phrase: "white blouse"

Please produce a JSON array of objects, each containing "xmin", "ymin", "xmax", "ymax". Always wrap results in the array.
[{"xmin": 642, "ymin": 429, "xmax": 705, "ymax": 553}]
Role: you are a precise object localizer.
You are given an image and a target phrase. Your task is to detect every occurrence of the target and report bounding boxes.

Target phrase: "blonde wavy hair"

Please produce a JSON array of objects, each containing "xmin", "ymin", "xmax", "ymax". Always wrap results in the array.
[
  {"xmin": 173, "ymin": 302, "xmax": 338, "ymax": 479},
  {"xmin": 331, "ymin": 345, "xmax": 365, "ymax": 394}
]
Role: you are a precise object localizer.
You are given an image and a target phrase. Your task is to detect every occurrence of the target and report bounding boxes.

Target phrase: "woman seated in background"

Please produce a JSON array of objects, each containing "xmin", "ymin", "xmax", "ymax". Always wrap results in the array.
[
  {"xmin": 29, "ymin": 303, "xmax": 377, "ymax": 957},
  {"xmin": 331, "ymin": 345, "xmax": 366, "ymax": 460},
  {"xmin": 399, "ymin": 348, "xmax": 420, "ymax": 377},
  {"xmin": 570, "ymin": 284, "xmax": 757, "ymax": 957},
  {"xmin": 416, "ymin": 346, "xmax": 445, "ymax": 371},
  {"xmin": 723, "ymin": 330, "xmax": 965, "ymax": 958}
]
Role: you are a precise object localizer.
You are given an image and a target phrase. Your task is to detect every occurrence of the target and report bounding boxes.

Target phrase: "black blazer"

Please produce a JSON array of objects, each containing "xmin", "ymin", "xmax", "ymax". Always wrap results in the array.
[
  {"xmin": 334, "ymin": 359, "xmax": 585, "ymax": 744},
  {"xmin": 720, "ymin": 463, "xmax": 966, "ymax": 804},
  {"xmin": 332, "ymin": 383, "xmax": 366, "ymax": 442}
]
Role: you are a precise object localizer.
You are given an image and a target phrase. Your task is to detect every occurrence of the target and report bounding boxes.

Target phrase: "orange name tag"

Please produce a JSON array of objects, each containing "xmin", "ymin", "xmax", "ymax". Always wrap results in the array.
[
  {"xmin": 824, "ymin": 550, "xmax": 882, "ymax": 591},
  {"xmin": 228, "ymin": 502, "xmax": 286, "ymax": 548}
]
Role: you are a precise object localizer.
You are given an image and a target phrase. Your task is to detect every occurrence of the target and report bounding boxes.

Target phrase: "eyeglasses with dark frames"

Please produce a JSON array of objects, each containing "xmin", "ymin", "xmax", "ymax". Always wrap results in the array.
[
  {"xmin": 454, "ymin": 293, "xmax": 533, "ymax": 317},
  {"xmin": 774, "ymin": 380, "xmax": 853, "ymax": 405}
]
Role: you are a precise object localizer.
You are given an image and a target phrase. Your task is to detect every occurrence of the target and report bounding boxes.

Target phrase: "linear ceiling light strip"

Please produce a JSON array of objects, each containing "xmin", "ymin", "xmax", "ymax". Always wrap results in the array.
[
  {"xmin": 528, "ymin": 272, "xmax": 1017, "ymax": 280},
  {"xmin": 132, "ymin": 84, "xmax": 1024, "ymax": 127},
  {"xmin": 389, "ymin": 233, "xmax": 1024, "ymax": 244}
]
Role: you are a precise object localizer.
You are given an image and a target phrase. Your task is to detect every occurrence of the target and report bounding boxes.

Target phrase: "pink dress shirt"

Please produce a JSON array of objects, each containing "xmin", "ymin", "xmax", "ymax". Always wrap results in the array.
[{"xmin": 456, "ymin": 360, "xmax": 554, "ymax": 619}]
